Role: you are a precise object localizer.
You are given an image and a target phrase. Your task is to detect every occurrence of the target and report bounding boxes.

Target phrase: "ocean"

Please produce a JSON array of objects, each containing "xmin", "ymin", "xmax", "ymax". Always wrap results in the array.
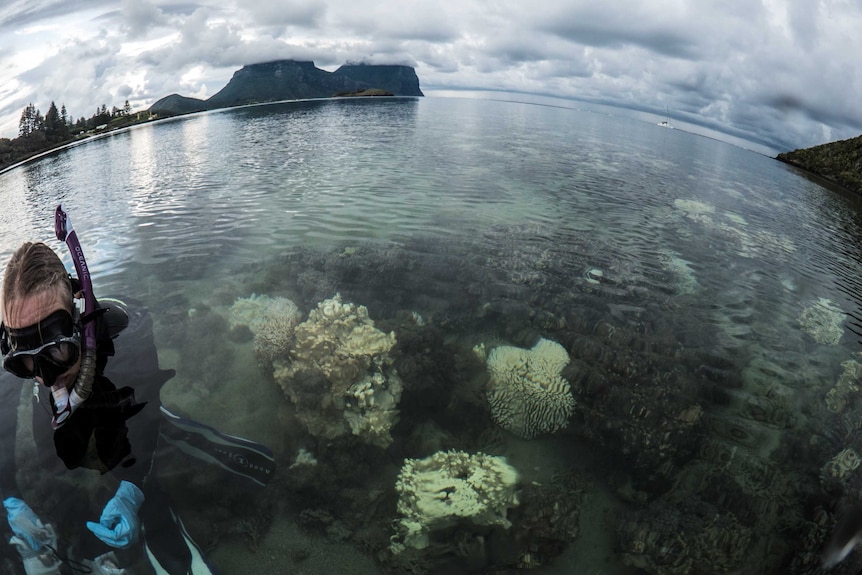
[{"xmin": 2, "ymin": 95, "xmax": 862, "ymax": 574}]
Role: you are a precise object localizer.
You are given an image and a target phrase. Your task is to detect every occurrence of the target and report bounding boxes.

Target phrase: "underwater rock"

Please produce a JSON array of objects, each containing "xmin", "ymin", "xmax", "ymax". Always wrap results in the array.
[
  {"xmin": 483, "ymin": 338, "xmax": 575, "ymax": 439},
  {"xmin": 273, "ymin": 294, "xmax": 401, "ymax": 448},
  {"xmin": 508, "ymin": 474, "xmax": 583, "ymax": 569},
  {"xmin": 798, "ymin": 297, "xmax": 844, "ymax": 345},
  {"xmin": 618, "ymin": 502, "xmax": 752, "ymax": 575},
  {"xmin": 390, "ymin": 450, "xmax": 519, "ymax": 554}
]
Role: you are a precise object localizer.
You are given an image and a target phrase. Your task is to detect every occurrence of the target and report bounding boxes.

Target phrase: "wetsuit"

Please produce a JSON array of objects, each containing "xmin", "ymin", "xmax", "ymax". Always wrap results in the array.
[{"xmin": 0, "ymin": 297, "xmax": 189, "ymax": 571}]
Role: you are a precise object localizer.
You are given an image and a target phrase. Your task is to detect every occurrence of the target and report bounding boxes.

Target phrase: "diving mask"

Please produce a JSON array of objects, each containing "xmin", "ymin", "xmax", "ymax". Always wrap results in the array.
[{"xmin": 1, "ymin": 308, "xmax": 81, "ymax": 385}]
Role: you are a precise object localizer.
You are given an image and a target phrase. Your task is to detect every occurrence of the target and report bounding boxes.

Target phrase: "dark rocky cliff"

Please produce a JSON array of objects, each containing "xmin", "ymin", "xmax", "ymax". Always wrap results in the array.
[
  {"xmin": 334, "ymin": 64, "xmax": 424, "ymax": 97},
  {"xmin": 777, "ymin": 135, "xmax": 862, "ymax": 195},
  {"xmin": 205, "ymin": 60, "xmax": 360, "ymax": 109},
  {"xmin": 150, "ymin": 60, "xmax": 423, "ymax": 116}
]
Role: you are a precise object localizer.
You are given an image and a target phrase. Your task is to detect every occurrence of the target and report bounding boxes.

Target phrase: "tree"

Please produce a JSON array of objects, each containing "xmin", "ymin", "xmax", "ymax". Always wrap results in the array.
[
  {"xmin": 44, "ymin": 101, "xmax": 64, "ymax": 142},
  {"xmin": 18, "ymin": 103, "xmax": 41, "ymax": 138},
  {"xmin": 92, "ymin": 105, "xmax": 111, "ymax": 127},
  {"xmin": 123, "ymin": 100, "xmax": 132, "ymax": 116}
]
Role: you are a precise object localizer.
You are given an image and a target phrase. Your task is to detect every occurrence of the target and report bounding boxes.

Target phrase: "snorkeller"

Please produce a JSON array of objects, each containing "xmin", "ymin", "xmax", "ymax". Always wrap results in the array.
[{"xmin": 1, "ymin": 206, "xmax": 275, "ymax": 574}]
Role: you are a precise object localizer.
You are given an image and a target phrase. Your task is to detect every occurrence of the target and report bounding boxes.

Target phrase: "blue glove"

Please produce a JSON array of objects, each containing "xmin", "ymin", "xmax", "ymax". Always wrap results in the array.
[
  {"xmin": 3, "ymin": 497, "xmax": 53, "ymax": 553},
  {"xmin": 86, "ymin": 481, "xmax": 145, "ymax": 549}
]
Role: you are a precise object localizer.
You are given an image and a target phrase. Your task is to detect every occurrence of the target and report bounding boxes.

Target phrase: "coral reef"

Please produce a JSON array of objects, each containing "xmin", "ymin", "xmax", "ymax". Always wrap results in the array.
[
  {"xmin": 481, "ymin": 338, "xmax": 575, "ymax": 439},
  {"xmin": 272, "ymin": 294, "xmax": 401, "ymax": 447},
  {"xmin": 391, "ymin": 450, "xmax": 519, "ymax": 553},
  {"xmin": 151, "ymin": 222, "xmax": 856, "ymax": 574},
  {"xmin": 798, "ymin": 297, "xmax": 844, "ymax": 345}
]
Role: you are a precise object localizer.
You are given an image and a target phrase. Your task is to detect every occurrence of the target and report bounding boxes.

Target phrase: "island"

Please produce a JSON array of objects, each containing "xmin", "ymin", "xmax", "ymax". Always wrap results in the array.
[
  {"xmin": 150, "ymin": 60, "xmax": 422, "ymax": 117},
  {"xmin": 1, "ymin": 60, "xmax": 422, "ymax": 173},
  {"xmin": 776, "ymin": 135, "xmax": 862, "ymax": 195}
]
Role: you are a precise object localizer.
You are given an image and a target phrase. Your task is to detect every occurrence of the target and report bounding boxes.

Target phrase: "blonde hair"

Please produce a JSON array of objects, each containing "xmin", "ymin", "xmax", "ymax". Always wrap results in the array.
[{"xmin": 2, "ymin": 242, "xmax": 73, "ymax": 319}]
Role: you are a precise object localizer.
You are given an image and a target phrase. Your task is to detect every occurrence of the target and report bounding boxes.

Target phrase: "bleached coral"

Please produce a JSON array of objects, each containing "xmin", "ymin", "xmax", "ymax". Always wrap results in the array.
[
  {"xmin": 272, "ymin": 294, "xmax": 401, "ymax": 447},
  {"xmin": 821, "ymin": 448, "xmax": 861, "ymax": 481},
  {"xmin": 798, "ymin": 297, "xmax": 844, "ymax": 345},
  {"xmin": 825, "ymin": 359, "xmax": 862, "ymax": 413},
  {"xmin": 343, "ymin": 371, "xmax": 403, "ymax": 447},
  {"xmin": 485, "ymin": 338, "xmax": 575, "ymax": 439},
  {"xmin": 279, "ymin": 294, "xmax": 396, "ymax": 391},
  {"xmin": 391, "ymin": 450, "xmax": 519, "ymax": 553},
  {"xmin": 229, "ymin": 294, "xmax": 300, "ymax": 332},
  {"xmin": 229, "ymin": 294, "xmax": 302, "ymax": 361},
  {"xmin": 660, "ymin": 250, "xmax": 699, "ymax": 295},
  {"xmin": 289, "ymin": 448, "xmax": 319, "ymax": 469}
]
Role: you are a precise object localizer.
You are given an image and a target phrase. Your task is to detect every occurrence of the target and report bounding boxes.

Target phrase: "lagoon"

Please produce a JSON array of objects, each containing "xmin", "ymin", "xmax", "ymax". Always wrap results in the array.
[{"xmin": 2, "ymin": 96, "xmax": 862, "ymax": 574}]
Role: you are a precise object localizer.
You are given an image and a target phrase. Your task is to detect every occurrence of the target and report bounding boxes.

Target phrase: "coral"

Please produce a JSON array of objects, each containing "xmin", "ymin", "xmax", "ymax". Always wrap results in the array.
[
  {"xmin": 660, "ymin": 250, "xmax": 699, "ymax": 295},
  {"xmin": 825, "ymin": 359, "xmax": 862, "ymax": 413},
  {"xmin": 229, "ymin": 294, "xmax": 300, "ymax": 332},
  {"xmin": 272, "ymin": 294, "xmax": 401, "ymax": 447},
  {"xmin": 798, "ymin": 297, "xmax": 844, "ymax": 345},
  {"xmin": 484, "ymin": 338, "xmax": 575, "ymax": 439},
  {"xmin": 343, "ymin": 371, "xmax": 403, "ymax": 448},
  {"xmin": 289, "ymin": 448, "xmax": 318, "ymax": 469},
  {"xmin": 277, "ymin": 294, "xmax": 396, "ymax": 392},
  {"xmin": 391, "ymin": 450, "xmax": 519, "ymax": 553},
  {"xmin": 821, "ymin": 448, "xmax": 861, "ymax": 482},
  {"xmin": 229, "ymin": 294, "xmax": 302, "ymax": 361}
]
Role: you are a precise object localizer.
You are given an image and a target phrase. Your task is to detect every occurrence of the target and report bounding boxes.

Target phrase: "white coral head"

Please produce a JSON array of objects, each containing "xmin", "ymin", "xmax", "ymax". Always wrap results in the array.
[{"xmin": 485, "ymin": 337, "xmax": 574, "ymax": 439}]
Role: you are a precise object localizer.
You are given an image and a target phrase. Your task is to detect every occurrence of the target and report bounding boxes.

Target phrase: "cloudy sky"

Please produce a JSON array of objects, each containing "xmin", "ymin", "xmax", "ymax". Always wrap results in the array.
[{"xmin": 0, "ymin": 0, "xmax": 859, "ymax": 154}]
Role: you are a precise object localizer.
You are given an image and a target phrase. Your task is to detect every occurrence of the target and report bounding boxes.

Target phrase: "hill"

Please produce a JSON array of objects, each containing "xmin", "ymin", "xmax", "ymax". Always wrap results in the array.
[
  {"xmin": 150, "ymin": 60, "xmax": 423, "ymax": 116},
  {"xmin": 149, "ymin": 94, "xmax": 207, "ymax": 116},
  {"xmin": 334, "ymin": 64, "xmax": 423, "ymax": 97},
  {"xmin": 776, "ymin": 135, "xmax": 862, "ymax": 195}
]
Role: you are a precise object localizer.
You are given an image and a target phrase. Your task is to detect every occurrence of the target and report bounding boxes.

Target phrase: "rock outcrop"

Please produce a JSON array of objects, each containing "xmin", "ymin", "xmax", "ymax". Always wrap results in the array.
[
  {"xmin": 776, "ymin": 134, "xmax": 862, "ymax": 194},
  {"xmin": 334, "ymin": 64, "xmax": 423, "ymax": 97},
  {"xmin": 149, "ymin": 59, "xmax": 423, "ymax": 116}
]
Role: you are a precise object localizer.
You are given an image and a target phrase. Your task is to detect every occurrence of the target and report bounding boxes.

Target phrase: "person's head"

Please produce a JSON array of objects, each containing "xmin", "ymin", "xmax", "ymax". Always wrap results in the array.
[{"xmin": 1, "ymin": 242, "xmax": 80, "ymax": 387}]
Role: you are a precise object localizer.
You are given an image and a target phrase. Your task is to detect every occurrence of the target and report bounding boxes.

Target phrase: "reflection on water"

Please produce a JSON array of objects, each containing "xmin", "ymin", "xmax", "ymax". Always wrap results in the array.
[{"xmin": 3, "ymin": 96, "xmax": 862, "ymax": 574}]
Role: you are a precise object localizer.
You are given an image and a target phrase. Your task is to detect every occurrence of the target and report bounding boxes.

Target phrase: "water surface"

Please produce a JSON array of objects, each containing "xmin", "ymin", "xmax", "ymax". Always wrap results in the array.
[{"xmin": 2, "ymin": 96, "xmax": 862, "ymax": 574}]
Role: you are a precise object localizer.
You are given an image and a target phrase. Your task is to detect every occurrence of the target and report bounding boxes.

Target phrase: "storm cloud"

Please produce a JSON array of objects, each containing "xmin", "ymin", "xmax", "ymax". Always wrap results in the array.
[{"xmin": 1, "ymin": 0, "xmax": 859, "ymax": 153}]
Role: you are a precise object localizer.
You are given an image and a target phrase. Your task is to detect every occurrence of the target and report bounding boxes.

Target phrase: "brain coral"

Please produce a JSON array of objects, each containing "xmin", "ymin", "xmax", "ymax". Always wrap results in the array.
[
  {"xmin": 391, "ymin": 450, "xmax": 519, "ymax": 553},
  {"xmin": 485, "ymin": 338, "xmax": 575, "ymax": 439}
]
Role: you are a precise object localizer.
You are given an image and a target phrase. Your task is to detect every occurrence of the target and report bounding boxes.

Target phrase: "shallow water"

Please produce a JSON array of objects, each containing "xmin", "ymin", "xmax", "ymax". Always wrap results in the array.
[{"xmin": 3, "ymin": 96, "xmax": 862, "ymax": 574}]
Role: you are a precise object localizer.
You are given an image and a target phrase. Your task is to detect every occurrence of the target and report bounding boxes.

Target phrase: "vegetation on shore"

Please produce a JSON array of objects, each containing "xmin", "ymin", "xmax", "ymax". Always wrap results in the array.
[
  {"xmin": 0, "ymin": 100, "xmax": 153, "ymax": 173},
  {"xmin": 1, "ymin": 60, "xmax": 421, "ymax": 173},
  {"xmin": 333, "ymin": 88, "xmax": 394, "ymax": 97},
  {"xmin": 776, "ymin": 135, "xmax": 862, "ymax": 195}
]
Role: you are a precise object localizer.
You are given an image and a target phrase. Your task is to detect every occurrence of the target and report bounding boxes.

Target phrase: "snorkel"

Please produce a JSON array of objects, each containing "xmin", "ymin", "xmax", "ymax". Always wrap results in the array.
[{"xmin": 51, "ymin": 204, "xmax": 97, "ymax": 428}]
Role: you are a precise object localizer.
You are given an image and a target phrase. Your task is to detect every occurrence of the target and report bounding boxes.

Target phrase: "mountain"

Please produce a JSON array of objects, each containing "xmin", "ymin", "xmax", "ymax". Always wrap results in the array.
[
  {"xmin": 149, "ymin": 60, "xmax": 423, "ymax": 116},
  {"xmin": 149, "ymin": 94, "xmax": 207, "ymax": 116},
  {"xmin": 777, "ymin": 135, "xmax": 862, "ymax": 195},
  {"xmin": 334, "ymin": 64, "xmax": 423, "ymax": 97}
]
